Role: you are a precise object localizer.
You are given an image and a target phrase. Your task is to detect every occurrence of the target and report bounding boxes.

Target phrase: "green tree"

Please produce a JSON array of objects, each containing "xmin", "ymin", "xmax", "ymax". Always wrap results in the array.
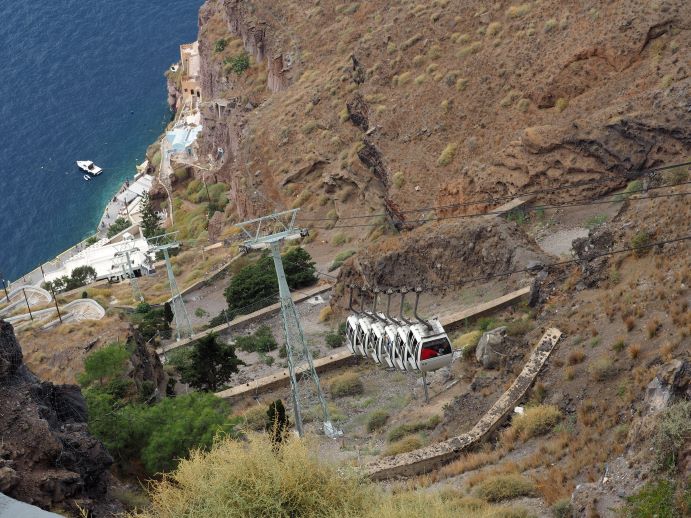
[
  {"xmin": 282, "ymin": 247, "xmax": 317, "ymax": 288},
  {"xmin": 234, "ymin": 326, "xmax": 278, "ymax": 353},
  {"xmin": 140, "ymin": 193, "xmax": 162, "ymax": 238},
  {"xmin": 77, "ymin": 342, "xmax": 130, "ymax": 388},
  {"xmin": 107, "ymin": 217, "xmax": 131, "ymax": 238},
  {"xmin": 176, "ymin": 333, "xmax": 245, "ymax": 392},
  {"xmin": 164, "ymin": 302, "xmax": 174, "ymax": 324},
  {"xmin": 223, "ymin": 248, "xmax": 317, "ymax": 318},
  {"xmin": 130, "ymin": 303, "xmax": 170, "ymax": 341},
  {"xmin": 65, "ymin": 265, "xmax": 97, "ymax": 290},
  {"xmin": 266, "ymin": 400, "xmax": 289, "ymax": 449}
]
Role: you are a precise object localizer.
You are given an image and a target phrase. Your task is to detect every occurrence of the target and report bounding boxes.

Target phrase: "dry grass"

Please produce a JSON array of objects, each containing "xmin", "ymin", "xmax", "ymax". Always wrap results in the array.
[
  {"xmin": 502, "ymin": 405, "xmax": 561, "ymax": 445},
  {"xmin": 646, "ymin": 318, "xmax": 661, "ymax": 338},
  {"xmin": 383, "ymin": 436, "xmax": 423, "ymax": 457},
  {"xmin": 474, "ymin": 473, "xmax": 535, "ymax": 502},
  {"xmin": 567, "ymin": 349, "xmax": 585, "ymax": 365},
  {"xmin": 627, "ymin": 343, "xmax": 641, "ymax": 360},
  {"xmin": 589, "ymin": 357, "xmax": 617, "ymax": 381},
  {"xmin": 329, "ymin": 372, "xmax": 364, "ymax": 398},
  {"xmin": 237, "ymin": 405, "xmax": 268, "ymax": 431},
  {"xmin": 319, "ymin": 306, "xmax": 333, "ymax": 322}
]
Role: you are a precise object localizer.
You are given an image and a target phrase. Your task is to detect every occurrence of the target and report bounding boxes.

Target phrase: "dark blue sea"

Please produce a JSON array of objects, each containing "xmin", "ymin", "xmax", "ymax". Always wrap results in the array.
[{"xmin": 0, "ymin": 0, "xmax": 203, "ymax": 281}]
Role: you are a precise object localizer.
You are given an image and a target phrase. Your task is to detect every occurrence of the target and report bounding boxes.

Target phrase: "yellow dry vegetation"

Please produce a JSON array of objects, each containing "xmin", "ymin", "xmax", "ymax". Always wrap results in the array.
[{"xmin": 128, "ymin": 434, "xmax": 535, "ymax": 518}]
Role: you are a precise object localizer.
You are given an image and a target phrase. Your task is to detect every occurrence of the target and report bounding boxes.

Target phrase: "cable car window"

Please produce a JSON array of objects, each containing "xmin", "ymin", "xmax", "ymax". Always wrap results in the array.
[{"xmin": 420, "ymin": 337, "xmax": 452, "ymax": 359}]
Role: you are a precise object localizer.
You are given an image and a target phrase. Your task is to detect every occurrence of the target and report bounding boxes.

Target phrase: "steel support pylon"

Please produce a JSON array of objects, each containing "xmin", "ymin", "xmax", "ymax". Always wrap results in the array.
[
  {"xmin": 114, "ymin": 247, "xmax": 143, "ymax": 303},
  {"xmin": 162, "ymin": 247, "xmax": 193, "ymax": 341},
  {"xmin": 270, "ymin": 241, "xmax": 339, "ymax": 438}
]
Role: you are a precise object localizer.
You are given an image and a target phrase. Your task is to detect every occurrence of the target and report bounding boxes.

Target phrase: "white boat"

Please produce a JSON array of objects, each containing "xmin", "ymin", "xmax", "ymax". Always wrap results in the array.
[
  {"xmin": 76, "ymin": 160, "xmax": 103, "ymax": 176},
  {"xmin": 83, "ymin": 175, "xmax": 91, "ymax": 181}
]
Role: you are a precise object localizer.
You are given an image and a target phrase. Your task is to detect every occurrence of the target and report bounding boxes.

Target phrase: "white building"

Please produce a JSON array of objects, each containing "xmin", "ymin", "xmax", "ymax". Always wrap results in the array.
[{"xmin": 44, "ymin": 233, "xmax": 155, "ymax": 284}]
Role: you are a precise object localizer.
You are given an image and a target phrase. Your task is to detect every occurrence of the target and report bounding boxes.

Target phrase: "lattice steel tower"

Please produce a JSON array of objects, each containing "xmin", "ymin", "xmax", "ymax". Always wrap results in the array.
[
  {"xmin": 113, "ymin": 240, "xmax": 144, "ymax": 303},
  {"xmin": 237, "ymin": 209, "xmax": 340, "ymax": 438},
  {"xmin": 148, "ymin": 232, "xmax": 193, "ymax": 341}
]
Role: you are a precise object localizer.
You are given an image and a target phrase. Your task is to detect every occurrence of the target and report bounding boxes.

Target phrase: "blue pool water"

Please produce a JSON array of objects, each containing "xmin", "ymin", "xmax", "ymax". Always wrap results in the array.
[{"xmin": 0, "ymin": 0, "xmax": 202, "ymax": 281}]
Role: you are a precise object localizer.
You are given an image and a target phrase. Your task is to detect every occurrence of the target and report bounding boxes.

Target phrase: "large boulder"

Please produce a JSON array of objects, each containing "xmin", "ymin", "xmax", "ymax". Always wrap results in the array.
[
  {"xmin": 475, "ymin": 327, "xmax": 508, "ymax": 369},
  {"xmin": 644, "ymin": 359, "xmax": 690, "ymax": 414}
]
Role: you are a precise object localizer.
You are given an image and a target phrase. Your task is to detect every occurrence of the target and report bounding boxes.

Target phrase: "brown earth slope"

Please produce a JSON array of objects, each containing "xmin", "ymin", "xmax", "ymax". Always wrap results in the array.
[{"xmin": 190, "ymin": 0, "xmax": 690, "ymax": 236}]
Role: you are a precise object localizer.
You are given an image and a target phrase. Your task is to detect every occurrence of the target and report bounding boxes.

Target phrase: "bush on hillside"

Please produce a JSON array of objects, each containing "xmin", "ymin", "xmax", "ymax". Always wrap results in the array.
[
  {"xmin": 234, "ymin": 325, "xmax": 278, "ymax": 353},
  {"xmin": 388, "ymin": 415, "xmax": 442, "ymax": 442},
  {"xmin": 474, "ymin": 474, "xmax": 535, "ymax": 502},
  {"xmin": 126, "ymin": 433, "xmax": 540, "ymax": 518},
  {"xmin": 653, "ymin": 400, "xmax": 691, "ymax": 471},
  {"xmin": 239, "ymin": 405, "xmax": 270, "ymax": 432},
  {"xmin": 366, "ymin": 410, "xmax": 390, "ymax": 432},
  {"xmin": 504, "ymin": 405, "xmax": 561, "ymax": 443},
  {"xmin": 383, "ymin": 436, "xmax": 423, "ymax": 456},
  {"xmin": 223, "ymin": 248, "xmax": 317, "ymax": 319},
  {"xmin": 224, "ymin": 52, "xmax": 250, "ymax": 75},
  {"xmin": 623, "ymin": 479, "xmax": 688, "ymax": 518},
  {"xmin": 329, "ymin": 372, "xmax": 364, "ymax": 398},
  {"xmin": 325, "ymin": 327, "xmax": 345, "ymax": 348}
]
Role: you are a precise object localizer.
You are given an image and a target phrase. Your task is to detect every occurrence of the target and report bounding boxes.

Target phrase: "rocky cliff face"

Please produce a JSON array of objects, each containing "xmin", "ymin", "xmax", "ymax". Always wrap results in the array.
[
  {"xmin": 0, "ymin": 321, "xmax": 113, "ymax": 513},
  {"xmin": 190, "ymin": 0, "xmax": 690, "ymax": 233}
]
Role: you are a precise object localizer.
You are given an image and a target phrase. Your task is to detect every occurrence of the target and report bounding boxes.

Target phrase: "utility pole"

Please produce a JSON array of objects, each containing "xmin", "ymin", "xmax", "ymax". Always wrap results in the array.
[
  {"xmin": 147, "ymin": 232, "xmax": 193, "ymax": 341},
  {"xmin": 236, "ymin": 209, "xmax": 340, "ymax": 438},
  {"xmin": 22, "ymin": 289, "xmax": 33, "ymax": 321},
  {"xmin": 0, "ymin": 272, "xmax": 9, "ymax": 303},
  {"xmin": 48, "ymin": 285, "xmax": 62, "ymax": 324}
]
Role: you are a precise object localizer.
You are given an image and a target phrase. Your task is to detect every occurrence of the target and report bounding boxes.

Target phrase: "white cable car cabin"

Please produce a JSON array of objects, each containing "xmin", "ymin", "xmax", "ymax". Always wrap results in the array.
[
  {"xmin": 380, "ymin": 322, "xmax": 398, "ymax": 368},
  {"xmin": 345, "ymin": 287, "xmax": 369, "ymax": 357},
  {"xmin": 408, "ymin": 318, "xmax": 453, "ymax": 372},
  {"xmin": 345, "ymin": 314, "xmax": 360, "ymax": 355},
  {"xmin": 355, "ymin": 316, "xmax": 374, "ymax": 357},
  {"xmin": 367, "ymin": 318, "xmax": 388, "ymax": 364}
]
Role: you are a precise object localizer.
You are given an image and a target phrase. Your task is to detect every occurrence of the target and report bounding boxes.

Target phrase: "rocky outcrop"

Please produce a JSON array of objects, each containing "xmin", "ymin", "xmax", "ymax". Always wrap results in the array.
[
  {"xmin": 334, "ymin": 217, "xmax": 550, "ymax": 308},
  {"xmin": 644, "ymin": 359, "xmax": 690, "ymax": 414},
  {"xmin": 439, "ymin": 78, "xmax": 691, "ymax": 215},
  {"xmin": 476, "ymin": 327, "xmax": 509, "ymax": 369},
  {"xmin": 0, "ymin": 321, "xmax": 113, "ymax": 512},
  {"xmin": 572, "ymin": 228, "xmax": 615, "ymax": 288},
  {"xmin": 124, "ymin": 327, "xmax": 167, "ymax": 400}
]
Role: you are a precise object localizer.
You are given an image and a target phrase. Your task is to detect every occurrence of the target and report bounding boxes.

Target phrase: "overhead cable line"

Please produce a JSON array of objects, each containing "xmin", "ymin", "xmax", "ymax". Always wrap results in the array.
[
  {"xmin": 309, "ymin": 186, "xmax": 691, "ymax": 230},
  {"xmin": 349, "ymin": 235, "xmax": 691, "ymax": 293},
  {"xmin": 296, "ymin": 160, "xmax": 691, "ymax": 222}
]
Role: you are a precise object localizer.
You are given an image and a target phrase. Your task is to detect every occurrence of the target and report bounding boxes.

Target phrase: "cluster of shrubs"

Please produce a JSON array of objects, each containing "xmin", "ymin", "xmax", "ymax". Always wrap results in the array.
[
  {"xmin": 42, "ymin": 265, "xmax": 97, "ymax": 294},
  {"xmin": 79, "ymin": 342, "xmax": 238, "ymax": 475}
]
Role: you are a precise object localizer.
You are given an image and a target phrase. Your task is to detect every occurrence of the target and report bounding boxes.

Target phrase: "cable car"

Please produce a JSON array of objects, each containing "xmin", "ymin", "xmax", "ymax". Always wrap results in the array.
[
  {"xmin": 355, "ymin": 316, "xmax": 373, "ymax": 357},
  {"xmin": 408, "ymin": 289, "xmax": 453, "ymax": 372},
  {"xmin": 345, "ymin": 314, "xmax": 360, "ymax": 354},
  {"xmin": 392, "ymin": 324, "xmax": 414, "ymax": 371},
  {"xmin": 408, "ymin": 318, "xmax": 453, "ymax": 371},
  {"xmin": 368, "ymin": 318, "xmax": 388, "ymax": 364}
]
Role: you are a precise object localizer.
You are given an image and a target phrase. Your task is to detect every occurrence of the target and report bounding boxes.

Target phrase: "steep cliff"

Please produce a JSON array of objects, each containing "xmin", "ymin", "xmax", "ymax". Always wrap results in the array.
[
  {"xmin": 192, "ymin": 0, "xmax": 690, "ymax": 231},
  {"xmin": 0, "ymin": 321, "xmax": 114, "ymax": 514}
]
